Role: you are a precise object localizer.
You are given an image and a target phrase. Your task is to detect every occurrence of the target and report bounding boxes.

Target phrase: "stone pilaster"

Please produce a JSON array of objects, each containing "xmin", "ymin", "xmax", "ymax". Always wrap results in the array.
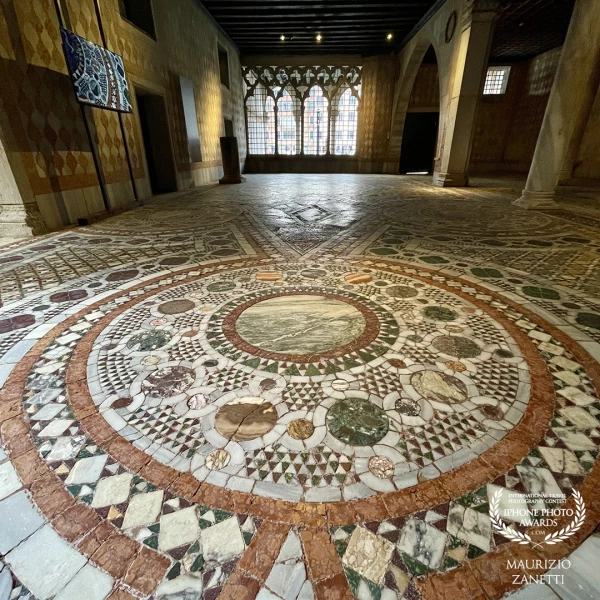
[
  {"xmin": 514, "ymin": 0, "xmax": 600, "ymax": 209},
  {"xmin": 434, "ymin": 0, "xmax": 498, "ymax": 187},
  {"xmin": 0, "ymin": 121, "xmax": 46, "ymax": 238}
]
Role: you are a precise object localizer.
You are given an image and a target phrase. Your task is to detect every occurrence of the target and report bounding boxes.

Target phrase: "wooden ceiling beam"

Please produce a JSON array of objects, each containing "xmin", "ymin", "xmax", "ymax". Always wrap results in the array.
[{"xmin": 222, "ymin": 21, "xmax": 415, "ymax": 30}]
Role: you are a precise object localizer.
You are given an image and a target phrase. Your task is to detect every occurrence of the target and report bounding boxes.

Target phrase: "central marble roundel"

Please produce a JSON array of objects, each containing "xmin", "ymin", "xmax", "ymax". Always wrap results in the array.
[
  {"xmin": 83, "ymin": 263, "xmax": 535, "ymax": 503},
  {"xmin": 234, "ymin": 294, "xmax": 366, "ymax": 354}
]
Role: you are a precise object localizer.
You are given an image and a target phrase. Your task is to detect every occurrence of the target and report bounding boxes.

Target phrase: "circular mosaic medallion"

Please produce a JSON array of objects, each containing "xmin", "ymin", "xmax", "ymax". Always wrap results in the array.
[
  {"xmin": 386, "ymin": 285, "xmax": 418, "ymax": 298},
  {"xmin": 576, "ymin": 312, "xmax": 600, "ymax": 330},
  {"xmin": 432, "ymin": 335, "xmax": 481, "ymax": 358},
  {"xmin": 479, "ymin": 404, "xmax": 504, "ymax": 421},
  {"xmin": 344, "ymin": 273, "xmax": 372, "ymax": 284},
  {"xmin": 327, "ymin": 398, "xmax": 389, "ymax": 445},
  {"xmin": 287, "ymin": 419, "xmax": 315, "ymax": 440},
  {"xmin": 411, "ymin": 371, "xmax": 468, "ymax": 404},
  {"xmin": 142, "ymin": 366, "xmax": 196, "ymax": 399},
  {"xmin": 235, "ymin": 295, "xmax": 366, "ymax": 355},
  {"xmin": 395, "ymin": 398, "xmax": 421, "ymax": 416},
  {"xmin": 217, "ymin": 290, "xmax": 391, "ymax": 364},
  {"xmin": 369, "ymin": 455, "xmax": 395, "ymax": 479},
  {"xmin": 214, "ymin": 397, "xmax": 277, "ymax": 441},
  {"xmin": 207, "ymin": 281, "xmax": 236, "ymax": 292},
  {"xmin": 79, "ymin": 261, "xmax": 535, "ymax": 503},
  {"xmin": 206, "ymin": 449, "xmax": 230, "ymax": 470},
  {"xmin": 423, "ymin": 306, "xmax": 458, "ymax": 322},
  {"xmin": 127, "ymin": 330, "xmax": 172, "ymax": 351},
  {"xmin": 158, "ymin": 299, "xmax": 195, "ymax": 314}
]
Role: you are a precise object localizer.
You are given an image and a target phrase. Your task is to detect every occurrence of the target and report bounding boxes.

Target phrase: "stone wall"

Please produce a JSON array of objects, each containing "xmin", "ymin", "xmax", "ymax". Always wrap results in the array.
[
  {"xmin": 385, "ymin": 9, "xmax": 563, "ymax": 178},
  {"xmin": 470, "ymin": 47, "xmax": 561, "ymax": 174},
  {"xmin": 407, "ymin": 63, "xmax": 439, "ymax": 111},
  {"xmin": 0, "ymin": 0, "xmax": 245, "ymax": 235},
  {"xmin": 573, "ymin": 82, "xmax": 600, "ymax": 182}
]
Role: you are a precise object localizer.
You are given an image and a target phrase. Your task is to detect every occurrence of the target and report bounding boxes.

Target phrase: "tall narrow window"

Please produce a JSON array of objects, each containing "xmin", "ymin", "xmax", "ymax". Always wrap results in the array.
[
  {"xmin": 332, "ymin": 87, "xmax": 359, "ymax": 155},
  {"xmin": 246, "ymin": 86, "xmax": 275, "ymax": 155},
  {"xmin": 303, "ymin": 87, "xmax": 328, "ymax": 155},
  {"xmin": 277, "ymin": 89, "xmax": 300, "ymax": 155},
  {"xmin": 483, "ymin": 66, "xmax": 511, "ymax": 95},
  {"xmin": 119, "ymin": 0, "xmax": 155, "ymax": 38},
  {"xmin": 218, "ymin": 45, "xmax": 230, "ymax": 89}
]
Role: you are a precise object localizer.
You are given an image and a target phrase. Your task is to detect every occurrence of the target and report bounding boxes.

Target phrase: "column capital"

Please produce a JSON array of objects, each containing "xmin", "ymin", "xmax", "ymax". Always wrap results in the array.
[{"xmin": 462, "ymin": 0, "xmax": 499, "ymax": 24}]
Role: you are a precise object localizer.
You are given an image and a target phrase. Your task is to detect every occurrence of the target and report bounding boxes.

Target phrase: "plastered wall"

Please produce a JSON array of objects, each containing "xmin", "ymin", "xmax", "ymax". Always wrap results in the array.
[{"xmin": 0, "ymin": 0, "xmax": 246, "ymax": 235}]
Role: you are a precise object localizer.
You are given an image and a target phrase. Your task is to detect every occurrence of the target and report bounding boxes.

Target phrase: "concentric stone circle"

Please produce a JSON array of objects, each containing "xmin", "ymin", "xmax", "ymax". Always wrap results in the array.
[
  {"xmin": 4, "ymin": 254, "xmax": 600, "ymax": 600},
  {"xmin": 235, "ymin": 294, "xmax": 367, "ymax": 355},
  {"xmin": 72, "ymin": 260, "xmax": 539, "ymax": 504},
  {"xmin": 216, "ymin": 288, "xmax": 388, "ymax": 364}
]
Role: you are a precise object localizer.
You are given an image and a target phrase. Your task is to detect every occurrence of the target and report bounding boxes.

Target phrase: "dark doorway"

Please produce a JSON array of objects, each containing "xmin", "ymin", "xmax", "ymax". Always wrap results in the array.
[
  {"xmin": 399, "ymin": 112, "xmax": 439, "ymax": 174},
  {"xmin": 136, "ymin": 92, "xmax": 178, "ymax": 195}
]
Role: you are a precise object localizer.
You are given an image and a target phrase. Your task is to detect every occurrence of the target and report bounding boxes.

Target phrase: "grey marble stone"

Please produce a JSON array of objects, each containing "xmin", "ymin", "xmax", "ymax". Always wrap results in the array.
[
  {"xmin": 65, "ymin": 455, "xmax": 108, "ymax": 485},
  {"xmin": 505, "ymin": 585, "xmax": 560, "ymax": 599},
  {"xmin": 236, "ymin": 295, "xmax": 365, "ymax": 354},
  {"xmin": 155, "ymin": 575, "xmax": 203, "ymax": 600},
  {"xmin": 0, "ymin": 565, "xmax": 12, "ymax": 600},
  {"xmin": 0, "ymin": 491, "xmax": 44, "ymax": 554},
  {"xmin": 397, "ymin": 519, "xmax": 447, "ymax": 569},
  {"xmin": 446, "ymin": 504, "xmax": 492, "ymax": 552},
  {"xmin": 547, "ymin": 535, "xmax": 600, "ymax": 600},
  {"xmin": 517, "ymin": 466, "xmax": 563, "ymax": 497},
  {"xmin": 0, "ymin": 462, "xmax": 21, "ymax": 501},
  {"xmin": 201, "ymin": 517, "xmax": 245, "ymax": 563},
  {"xmin": 6, "ymin": 525, "xmax": 87, "ymax": 599},
  {"xmin": 54, "ymin": 564, "xmax": 113, "ymax": 600},
  {"xmin": 265, "ymin": 563, "xmax": 306, "ymax": 600}
]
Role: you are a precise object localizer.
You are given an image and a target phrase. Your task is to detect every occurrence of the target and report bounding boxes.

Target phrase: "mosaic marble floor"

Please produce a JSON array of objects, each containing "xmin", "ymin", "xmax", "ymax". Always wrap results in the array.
[{"xmin": 1, "ymin": 174, "xmax": 600, "ymax": 600}]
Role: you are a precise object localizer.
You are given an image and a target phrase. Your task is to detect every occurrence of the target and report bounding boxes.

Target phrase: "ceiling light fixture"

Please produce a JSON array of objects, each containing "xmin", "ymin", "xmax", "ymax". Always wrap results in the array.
[
  {"xmin": 316, "ymin": 33, "xmax": 322, "ymax": 42},
  {"xmin": 386, "ymin": 33, "xmax": 394, "ymax": 41}
]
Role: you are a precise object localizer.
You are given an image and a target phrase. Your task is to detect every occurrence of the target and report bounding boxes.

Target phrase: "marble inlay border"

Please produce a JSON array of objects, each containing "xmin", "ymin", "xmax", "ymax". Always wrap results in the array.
[{"xmin": 60, "ymin": 262, "xmax": 554, "ymax": 520}]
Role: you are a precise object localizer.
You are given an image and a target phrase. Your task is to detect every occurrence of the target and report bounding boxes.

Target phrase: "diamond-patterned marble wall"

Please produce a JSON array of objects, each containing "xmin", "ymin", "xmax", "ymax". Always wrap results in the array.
[
  {"xmin": 357, "ymin": 55, "xmax": 395, "ymax": 168},
  {"xmin": 0, "ymin": 0, "xmax": 246, "ymax": 234},
  {"xmin": 407, "ymin": 64, "xmax": 439, "ymax": 111}
]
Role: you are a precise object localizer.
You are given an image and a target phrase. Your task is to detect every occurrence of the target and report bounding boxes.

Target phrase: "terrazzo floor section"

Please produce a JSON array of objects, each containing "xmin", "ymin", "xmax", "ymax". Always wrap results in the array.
[{"xmin": 1, "ymin": 174, "xmax": 600, "ymax": 600}]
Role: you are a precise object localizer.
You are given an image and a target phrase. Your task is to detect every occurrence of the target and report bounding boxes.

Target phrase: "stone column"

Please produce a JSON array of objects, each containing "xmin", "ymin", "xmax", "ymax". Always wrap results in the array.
[
  {"xmin": 0, "ymin": 120, "xmax": 45, "ymax": 237},
  {"xmin": 514, "ymin": 0, "xmax": 600, "ymax": 209},
  {"xmin": 434, "ymin": 0, "xmax": 498, "ymax": 187}
]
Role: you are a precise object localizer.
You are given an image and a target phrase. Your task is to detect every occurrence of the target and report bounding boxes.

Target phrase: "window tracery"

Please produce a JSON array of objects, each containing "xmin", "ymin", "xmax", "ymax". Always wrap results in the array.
[{"xmin": 243, "ymin": 65, "xmax": 362, "ymax": 156}]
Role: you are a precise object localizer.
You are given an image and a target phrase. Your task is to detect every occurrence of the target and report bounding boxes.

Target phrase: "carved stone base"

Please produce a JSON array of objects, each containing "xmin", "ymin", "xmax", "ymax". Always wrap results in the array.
[
  {"xmin": 513, "ymin": 190, "xmax": 560, "ymax": 210},
  {"xmin": 433, "ymin": 172, "xmax": 469, "ymax": 187},
  {"xmin": 0, "ymin": 203, "xmax": 47, "ymax": 238}
]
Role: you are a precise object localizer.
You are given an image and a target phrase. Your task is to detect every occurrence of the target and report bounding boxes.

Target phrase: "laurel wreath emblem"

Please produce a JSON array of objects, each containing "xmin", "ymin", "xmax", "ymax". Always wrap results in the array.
[{"xmin": 489, "ymin": 489, "xmax": 586, "ymax": 548}]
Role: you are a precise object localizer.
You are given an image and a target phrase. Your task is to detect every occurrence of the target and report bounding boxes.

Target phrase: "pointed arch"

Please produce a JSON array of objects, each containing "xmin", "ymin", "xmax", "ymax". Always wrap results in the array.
[
  {"xmin": 276, "ymin": 87, "xmax": 301, "ymax": 155},
  {"xmin": 303, "ymin": 86, "xmax": 329, "ymax": 155},
  {"xmin": 331, "ymin": 86, "xmax": 360, "ymax": 155},
  {"xmin": 386, "ymin": 39, "xmax": 442, "ymax": 172},
  {"xmin": 246, "ymin": 84, "xmax": 275, "ymax": 155}
]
